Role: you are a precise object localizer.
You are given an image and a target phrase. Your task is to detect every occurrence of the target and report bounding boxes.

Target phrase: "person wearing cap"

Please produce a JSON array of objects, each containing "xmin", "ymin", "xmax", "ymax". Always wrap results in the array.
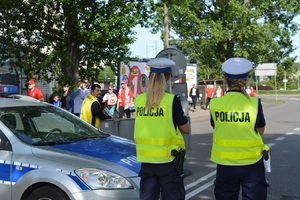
[
  {"xmin": 27, "ymin": 79, "xmax": 44, "ymax": 101},
  {"xmin": 61, "ymin": 83, "xmax": 73, "ymax": 112},
  {"xmin": 80, "ymin": 84, "xmax": 111, "ymax": 129},
  {"xmin": 209, "ymin": 57, "xmax": 269, "ymax": 200},
  {"xmin": 134, "ymin": 58, "xmax": 189, "ymax": 200},
  {"xmin": 102, "ymin": 85, "xmax": 117, "ymax": 116},
  {"xmin": 117, "ymin": 80, "xmax": 134, "ymax": 118}
]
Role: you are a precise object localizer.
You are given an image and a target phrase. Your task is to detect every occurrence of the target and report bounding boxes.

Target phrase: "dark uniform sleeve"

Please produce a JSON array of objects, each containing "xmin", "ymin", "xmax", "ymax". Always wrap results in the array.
[
  {"xmin": 91, "ymin": 101, "xmax": 112, "ymax": 120},
  {"xmin": 210, "ymin": 113, "xmax": 214, "ymax": 128},
  {"xmin": 172, "ymin": 95, "xmax": 188, "ymax": 128},
  {"xmin": 256, "ymin": 98, "xmax": 266, "ymax": 128}
]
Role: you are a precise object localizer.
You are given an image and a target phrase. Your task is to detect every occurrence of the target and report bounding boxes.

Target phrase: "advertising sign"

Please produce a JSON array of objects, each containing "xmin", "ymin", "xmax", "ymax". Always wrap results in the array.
[
  {"xmin": 186, "ymin": 64, "xmax": 198, "ymax": 102},
  {"xmin": 119, "ymin": 61, "xmax": 149, "ymax": 97},
  {"xmin": 119, "ymin": 61, "xmax": 197, "ymax": 101}
]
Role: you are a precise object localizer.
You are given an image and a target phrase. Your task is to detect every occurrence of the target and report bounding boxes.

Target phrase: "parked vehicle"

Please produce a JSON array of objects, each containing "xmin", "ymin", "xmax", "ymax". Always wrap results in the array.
[{"xmin": 0, "ymin": 95, "xmax": 140, "ymax": 200}]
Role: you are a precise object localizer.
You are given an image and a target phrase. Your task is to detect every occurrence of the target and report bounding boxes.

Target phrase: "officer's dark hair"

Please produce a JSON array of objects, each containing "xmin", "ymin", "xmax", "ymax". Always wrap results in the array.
[
  {"xmin": 225, "ymin": 77, "xmax": 249, "ymax": 98},
  {"xmin": 91, "ymin": 84, "xmax": 101, "ymax": 91}
]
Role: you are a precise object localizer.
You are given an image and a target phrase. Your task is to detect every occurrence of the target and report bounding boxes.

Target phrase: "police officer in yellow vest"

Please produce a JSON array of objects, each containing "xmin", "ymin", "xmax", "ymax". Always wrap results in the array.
[
  {"xmin": 80, "ymin": 84, "xmax": 111, "ymax": 128},
  {"xmin": 134, "ymin": 58, "xmax": 189, "ymax": 200},
  {"xmin": 210, "ymin": 57, "xmax": 270, "ymax": 200}
]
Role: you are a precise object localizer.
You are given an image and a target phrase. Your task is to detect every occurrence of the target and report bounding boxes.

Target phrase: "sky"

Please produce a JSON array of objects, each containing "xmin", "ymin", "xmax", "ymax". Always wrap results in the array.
[
  {"xmin": 129, "ymin": 15, "xmax": 300, "ymax": 62},
  {"xmin": 129, "ymin": 26, "xmax": 164, "ymax": 59}
]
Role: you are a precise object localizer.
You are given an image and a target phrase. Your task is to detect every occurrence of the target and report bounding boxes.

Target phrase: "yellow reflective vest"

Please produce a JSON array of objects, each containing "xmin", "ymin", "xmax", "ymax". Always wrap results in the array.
[
  {"xmin": 210, "ymin": 92, "xmax": 269, "ymax": 165},
  {"xmin": 134, "ymin": 93, "xmax": 185, "ymax": 163},
  {"xmin": 80, "ymin": 94, "xmax": 100, "ymax": 129}
]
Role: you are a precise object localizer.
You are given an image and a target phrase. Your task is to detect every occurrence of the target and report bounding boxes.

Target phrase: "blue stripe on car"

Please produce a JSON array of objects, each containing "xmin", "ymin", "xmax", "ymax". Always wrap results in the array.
[
  {"xmin": 0, "ymin": 161, "xmax": 90, "ymax": 190},
  {"xmin": 51, "ymin": 136, "xmax": 141, "ymax": 174}
]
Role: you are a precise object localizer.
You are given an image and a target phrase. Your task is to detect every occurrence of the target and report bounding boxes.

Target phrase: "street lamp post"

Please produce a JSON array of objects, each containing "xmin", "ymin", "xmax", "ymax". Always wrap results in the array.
[
  {"xmin": 284, "ymin": 70, "xmax": 286, "ymax": 90},
  {"xmin": 146, "ymin": 45, "xmax": 153, "ymax": 58},
  {"xmin": 297, "ymin": 62, "xmax": 300, "ymax": 90}
]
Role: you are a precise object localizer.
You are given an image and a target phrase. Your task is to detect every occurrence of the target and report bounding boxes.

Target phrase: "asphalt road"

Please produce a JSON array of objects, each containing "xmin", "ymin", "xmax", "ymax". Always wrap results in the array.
[{"xmin": 184, "ymin": 95, "xmax": 300, "ymax": 200}]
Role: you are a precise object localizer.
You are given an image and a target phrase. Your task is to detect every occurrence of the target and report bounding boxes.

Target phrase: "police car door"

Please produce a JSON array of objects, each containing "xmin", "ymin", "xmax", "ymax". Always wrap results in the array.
[{"xmin": 0, "ymin": 128, "xmax": 13, "ymax": 200}]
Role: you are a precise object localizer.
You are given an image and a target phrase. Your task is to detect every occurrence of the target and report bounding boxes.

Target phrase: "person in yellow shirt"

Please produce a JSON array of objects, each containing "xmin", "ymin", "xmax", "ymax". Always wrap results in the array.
[
  {"xmin": 80, "ymin": 84, "xmax": 111, "ymax": 128},
  {"xmin": 210, "ymin": 57, "xmax": 269, "ymax": 200},
  {"xmin": 134, "ymin": 58, "xmax": 189, "ymax": 200}
]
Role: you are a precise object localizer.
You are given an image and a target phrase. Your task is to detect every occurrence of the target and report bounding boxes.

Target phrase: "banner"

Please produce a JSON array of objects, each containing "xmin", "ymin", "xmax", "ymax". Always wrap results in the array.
[{"xmin": 119, "ymin": 61, "xmax": 149, "ymax": 97}]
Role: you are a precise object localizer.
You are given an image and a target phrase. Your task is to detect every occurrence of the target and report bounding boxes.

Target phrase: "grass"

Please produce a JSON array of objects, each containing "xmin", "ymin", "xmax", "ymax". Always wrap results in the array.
[
  {"xmin": 257, "ymin": 90, "xmax": 300, "ymax": 95},
  {"xmin": 261, "ymin": 99, "xmax": 286, "ymax": 104}
]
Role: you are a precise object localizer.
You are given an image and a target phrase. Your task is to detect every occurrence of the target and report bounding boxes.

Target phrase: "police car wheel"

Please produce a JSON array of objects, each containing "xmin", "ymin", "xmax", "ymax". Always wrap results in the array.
[{"xmin": 27, "ymin": 185, "xmax": 69, "ymax": 200}]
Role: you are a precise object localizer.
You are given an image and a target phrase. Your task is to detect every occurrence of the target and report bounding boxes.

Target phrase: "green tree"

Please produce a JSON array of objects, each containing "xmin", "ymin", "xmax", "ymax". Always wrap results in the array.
[
  {"xmin": 151, "ymin": 1, "xmax": 300, "ymax": 81},
  {"xmin": 0, "ymin": 0, "xmax": 153, "ymax": 85}
]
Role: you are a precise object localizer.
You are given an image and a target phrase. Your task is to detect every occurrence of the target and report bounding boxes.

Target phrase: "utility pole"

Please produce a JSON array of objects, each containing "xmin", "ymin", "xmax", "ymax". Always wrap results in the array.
[
  {"xmin": 163, "ymin": 3, "xmax": 169, "ymax": 49},
  {"xmin": 297, "ymin": 62, "xmax": 300, "ymax": 90},
  {"xmin": 284, "ymin": 70, "xmax": 286, "ymax": 90}
]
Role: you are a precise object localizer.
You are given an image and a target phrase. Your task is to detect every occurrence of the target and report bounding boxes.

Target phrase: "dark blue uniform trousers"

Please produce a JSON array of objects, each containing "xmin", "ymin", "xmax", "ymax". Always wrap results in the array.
[
  {"xmin": 139, "ymin": 162, "xmax": 185, "ymax": 200},
  {"xmin": 214, "ymin": 158, "xmax": 269, "ymax": 200}
]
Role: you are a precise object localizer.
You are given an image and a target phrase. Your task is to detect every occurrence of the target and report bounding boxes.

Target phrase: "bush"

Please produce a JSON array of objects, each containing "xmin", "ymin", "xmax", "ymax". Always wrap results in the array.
[
  {"xmin": 254, "ymin": 85, "xmax": 273, "ymax": 90},
  {"xmin": 257, "ymin": 90, "xmax": 300, "ymax": 95}
]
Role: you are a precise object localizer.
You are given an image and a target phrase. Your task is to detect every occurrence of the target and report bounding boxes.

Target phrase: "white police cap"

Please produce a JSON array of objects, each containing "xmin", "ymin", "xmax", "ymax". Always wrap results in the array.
[
  {"xmin": 147, "ymin": 58, "xmax": 175, "ymax": 73},
  {"xmin": 222, "ymin": 57, "xmax": 253, "ymax": 79}
]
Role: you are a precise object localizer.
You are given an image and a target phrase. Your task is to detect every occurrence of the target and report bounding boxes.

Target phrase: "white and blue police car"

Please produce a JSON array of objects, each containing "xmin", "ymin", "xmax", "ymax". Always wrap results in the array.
[{"xmin": 0, "ymin": 95, "xmax": 140, "ymax": 200}]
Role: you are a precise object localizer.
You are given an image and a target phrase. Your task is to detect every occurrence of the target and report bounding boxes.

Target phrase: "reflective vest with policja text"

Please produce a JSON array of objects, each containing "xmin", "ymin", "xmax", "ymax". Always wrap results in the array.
[
  {"xmin": 134, "ymin": 93, "xmax": 185, "ymax": 163},
  {"xmin": 210, "ymin": 92, "xmax": 269, "ymax": 165}
]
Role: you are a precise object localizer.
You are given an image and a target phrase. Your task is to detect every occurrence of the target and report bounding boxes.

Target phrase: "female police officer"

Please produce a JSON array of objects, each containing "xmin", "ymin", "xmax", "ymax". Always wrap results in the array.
[
  {"xmin": 209, "ymin": 57, "xmax": 270, "ymax": 200},
  {"xmin": 134, "ymin": 58, "xmax": 189, "ymax": 200}
]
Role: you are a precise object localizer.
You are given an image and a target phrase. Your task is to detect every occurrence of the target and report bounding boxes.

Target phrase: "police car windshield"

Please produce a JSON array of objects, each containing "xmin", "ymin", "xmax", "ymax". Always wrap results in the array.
[{"xmin": 0, "ymin": 105, "xmax": 109, "ymax": 145}]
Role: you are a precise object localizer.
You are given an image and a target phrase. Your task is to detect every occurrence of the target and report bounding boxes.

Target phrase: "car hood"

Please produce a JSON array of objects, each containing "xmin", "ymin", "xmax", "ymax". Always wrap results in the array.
[{"xmin": 36, "ymin": 135, "xmax": 141, "ymax": 174}]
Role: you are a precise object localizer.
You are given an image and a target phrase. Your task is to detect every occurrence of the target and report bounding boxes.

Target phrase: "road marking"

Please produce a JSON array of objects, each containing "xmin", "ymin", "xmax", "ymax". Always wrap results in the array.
[
  {"xmin": 285, "ymin": 132, "xmax": 294, "ymax": 135},
  {"xmin": 186, "ymin": 179, "xmax": 215, "ymax": 199},
  {"xmin": 185, "ymin": 170, "xmax": 216, "ymax": 190},
  {"xmin": 266, "ymin": 142, "xmax": 276, "ymax": 148},
  {"xmin": 275, "ymin": 137, "xmax": 286, "ymax": 141},
  {"xmin": 185, "ymin": 129, "xmax": 297, "ymax": 199}
]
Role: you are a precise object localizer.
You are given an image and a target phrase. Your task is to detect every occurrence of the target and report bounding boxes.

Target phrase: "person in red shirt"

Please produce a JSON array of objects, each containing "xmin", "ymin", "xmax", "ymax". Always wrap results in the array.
[
  {"xmin": 205, "ymin": 85, "xmax": 214, "ymax": 110},
  {"xmin": 27, "ymin": 80, "xmax": 44, "ymax": 101},
  {"xmin": 117, "ymin": 80, "xmax": 134, "ymax": 118},
  {"xmin": 250, "ymin": 86, "xmax": 256, "ymax": 96}
]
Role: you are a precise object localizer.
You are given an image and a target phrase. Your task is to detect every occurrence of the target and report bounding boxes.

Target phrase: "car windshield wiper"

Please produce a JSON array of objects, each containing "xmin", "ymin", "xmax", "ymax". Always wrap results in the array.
[
  {"xmin": 97, "ymin": 130, "xmax": 111, "ymax": 137},
  {"xmin": 71, "ymin": 134, "xmax": 109, "ymax": 142},
  {"xmin": 33, "ymin": 141, "xmax": 74, "ymax": 146}
]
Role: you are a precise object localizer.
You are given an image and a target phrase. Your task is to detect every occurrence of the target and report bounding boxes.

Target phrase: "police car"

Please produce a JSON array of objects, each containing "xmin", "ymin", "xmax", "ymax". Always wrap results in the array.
[{"xmin": 0, "ymin": 95, "xmax": 140, "ymax": 200}]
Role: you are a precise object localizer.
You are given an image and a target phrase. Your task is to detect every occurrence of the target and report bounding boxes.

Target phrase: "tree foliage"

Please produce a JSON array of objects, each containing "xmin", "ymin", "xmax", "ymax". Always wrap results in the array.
[
  {"xmin": 151, "ymin": 0, "xmax": 300, "ymax": 83},
  {"xmin": 0, "ymin": 0, "xmax": 153, "ymax": 85}
]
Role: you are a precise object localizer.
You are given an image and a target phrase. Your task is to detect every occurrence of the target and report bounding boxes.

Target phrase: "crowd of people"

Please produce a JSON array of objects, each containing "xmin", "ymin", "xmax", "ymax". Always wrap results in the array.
[
  {"xmin": 26, "ymin": 77, "xmax": 257, "ymax": 118},
  {"xmin": 189, "ymin": 83, "xmax": 257, "ymax": 111},
  {"xmin": 26, "ymin": 78, "xmax": 134, "ymax": 128}
]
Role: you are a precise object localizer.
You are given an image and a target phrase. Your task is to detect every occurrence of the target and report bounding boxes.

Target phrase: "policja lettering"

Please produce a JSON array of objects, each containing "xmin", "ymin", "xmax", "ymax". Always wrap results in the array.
[
  {"xmin": 215, "ymin": 111, "xmax": 250, "ymax": 122},
  {"xmin": 136, "ymin": 106, "xmax": 164, "ymax": 117}
]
